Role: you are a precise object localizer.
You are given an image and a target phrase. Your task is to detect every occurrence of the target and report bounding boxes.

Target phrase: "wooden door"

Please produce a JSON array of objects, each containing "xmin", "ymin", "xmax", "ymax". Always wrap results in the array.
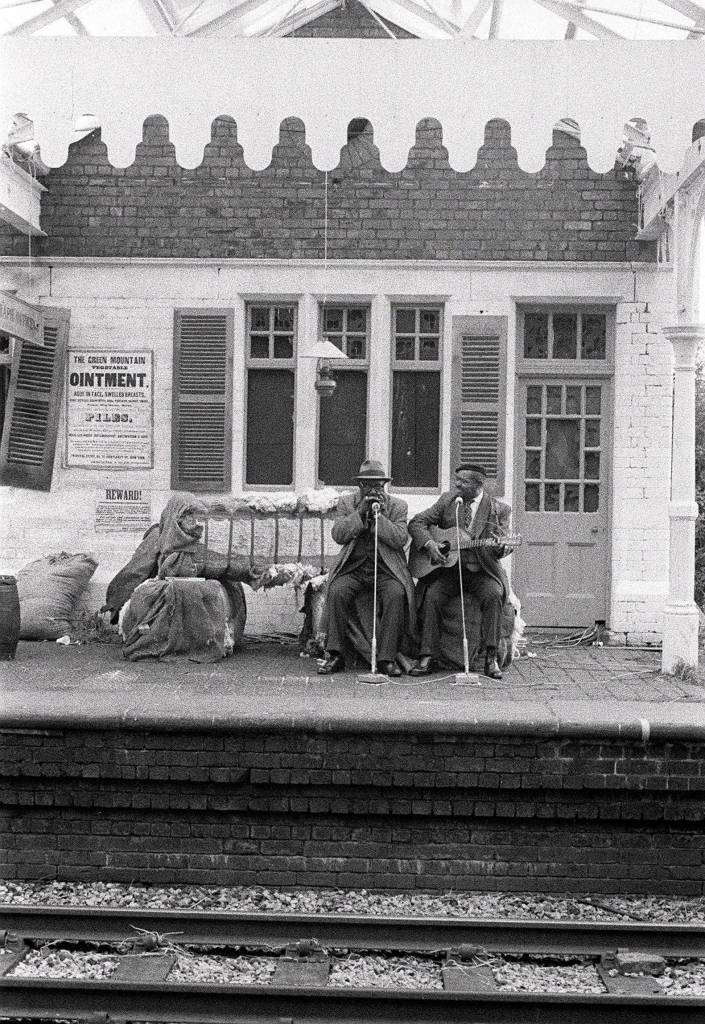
[{"xmin": 513, "ymin": 379, "xmax": 609, "ymax": 626}]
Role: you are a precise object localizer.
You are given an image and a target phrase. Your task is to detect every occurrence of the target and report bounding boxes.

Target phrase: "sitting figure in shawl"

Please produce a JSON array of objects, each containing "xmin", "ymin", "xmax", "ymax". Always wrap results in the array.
[
  {"xmin": 102, "ymin": 493, "xmax": 260, "ymax": 662},
  {"xmin": 318, "ymin": 459, "xmax": 416, "ymax": 678}
]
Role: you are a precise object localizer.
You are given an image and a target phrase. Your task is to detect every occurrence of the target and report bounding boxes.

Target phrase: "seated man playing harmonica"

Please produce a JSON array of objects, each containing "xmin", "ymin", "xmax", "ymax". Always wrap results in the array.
[{"xmin": 408, "ymin": 463, "xmax": 511, "ymax": 680}]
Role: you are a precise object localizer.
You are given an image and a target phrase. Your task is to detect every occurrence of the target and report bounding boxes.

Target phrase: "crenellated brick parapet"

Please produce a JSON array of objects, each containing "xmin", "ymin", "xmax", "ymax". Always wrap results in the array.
[{"xmin": 0, "ymin": 117, "xmax": 654, "ymax": 263}]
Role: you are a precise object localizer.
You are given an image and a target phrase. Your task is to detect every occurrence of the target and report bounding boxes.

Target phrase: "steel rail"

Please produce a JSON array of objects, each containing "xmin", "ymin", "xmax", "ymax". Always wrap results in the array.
[
  {"xmin": 2, "ymin": 904, "xmax": 705, "ymax": 956},
  {"xmin": 1, "ymin": 976, "xmax": 705, "ymax": 1024}
]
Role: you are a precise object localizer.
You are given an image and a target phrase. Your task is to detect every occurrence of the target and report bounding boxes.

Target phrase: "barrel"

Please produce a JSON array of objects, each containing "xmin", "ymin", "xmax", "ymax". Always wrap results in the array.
[{"xmin": 0, "ymin": 575, "xmax": 20, "ymax": 660}]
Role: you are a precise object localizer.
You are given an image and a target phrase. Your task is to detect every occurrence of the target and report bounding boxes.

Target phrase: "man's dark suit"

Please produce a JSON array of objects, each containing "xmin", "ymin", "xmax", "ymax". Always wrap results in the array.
[
  {"xmin": 409, "ymin": 491, "xmax": 510, "ymax": 659},
  {"xmin": 323, "ymin": 490, "xmax": 416, "ymax": 662}
]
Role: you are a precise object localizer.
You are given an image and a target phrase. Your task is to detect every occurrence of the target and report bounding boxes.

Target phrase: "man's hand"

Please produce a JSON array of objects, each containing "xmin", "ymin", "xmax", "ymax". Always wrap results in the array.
[{"xmin": 425, "ymin": 540, "xmax": 448, "ymax": 565}]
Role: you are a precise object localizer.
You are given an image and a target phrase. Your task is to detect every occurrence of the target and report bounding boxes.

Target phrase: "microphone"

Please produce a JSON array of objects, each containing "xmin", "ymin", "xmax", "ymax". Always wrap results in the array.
[
  {"xmin": 455, "ymin": 495, "xmax": 463, "ymax": 506},
  {"xmin": 371, "ymin": 501, "xmax": 381, "ymax": 514}
]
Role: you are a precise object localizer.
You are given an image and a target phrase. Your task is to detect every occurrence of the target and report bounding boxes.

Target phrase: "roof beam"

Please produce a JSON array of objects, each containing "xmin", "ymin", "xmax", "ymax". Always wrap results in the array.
[
  {"xmin": 530, "ymin": 0, "xmax": 623, "ymax": 39},
  {"xmin": 65, "ymin": 11, "xmax": 88, "ymax": 34},
  {"xmin": 369, "ymin": 0, "xmax": 455, "ymax": 36},
  {"xmin": 136, "ymin": 0, "xmax": 176, "ymax": 34},
  {"xmin": 457, "ymin": 0, "xmax": 492, "ymax": 36},
  {"xmin": 186, "ymin": 0, "xmax": 274, "ymax": 35},
  {"xmin": 7, "ymin": 0, "xmax": 90, "ymax": 35},
  {"xmin": 488, "ymin": 0, "xmax": 503, "ymax": 37},
  {"xmin": 266, "ymin": 0, "xmax": 342, "ymax": 36},
  {"xmin": 658, "ymin": 0, "xmax": 705, "ymax": 37},
  {"xmin": 578, "ymin": 1, "xmax": 705, "ymax": 34}
]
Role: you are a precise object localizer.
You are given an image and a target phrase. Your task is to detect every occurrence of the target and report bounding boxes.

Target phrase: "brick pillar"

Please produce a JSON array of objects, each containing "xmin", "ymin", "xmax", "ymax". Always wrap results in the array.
[{"xmin": 661, "ymin": 324, "xmax": 704, "ymax": 673}]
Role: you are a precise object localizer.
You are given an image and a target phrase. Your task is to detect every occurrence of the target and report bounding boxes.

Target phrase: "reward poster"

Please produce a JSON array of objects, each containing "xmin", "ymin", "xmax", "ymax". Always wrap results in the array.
[{"xmin": 66, "ymin": 350, "xmax": 154, "ymax": 469}]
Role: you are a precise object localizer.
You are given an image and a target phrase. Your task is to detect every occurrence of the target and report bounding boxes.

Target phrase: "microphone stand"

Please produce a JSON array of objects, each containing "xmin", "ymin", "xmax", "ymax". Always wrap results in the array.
[
  {"xmin": 454, "ymin": 496, "xmax": 480, "ymax": 685},
  {"xmin": 357, "ymin": 500, "xmax": 388, "ymax": 685}
]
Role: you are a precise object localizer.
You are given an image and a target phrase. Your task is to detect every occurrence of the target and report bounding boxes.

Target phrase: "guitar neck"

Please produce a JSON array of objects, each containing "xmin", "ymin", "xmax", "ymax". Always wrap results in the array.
[{"xmin": 456, "ymin": 533, "xmax": 521, "ymax": 550}]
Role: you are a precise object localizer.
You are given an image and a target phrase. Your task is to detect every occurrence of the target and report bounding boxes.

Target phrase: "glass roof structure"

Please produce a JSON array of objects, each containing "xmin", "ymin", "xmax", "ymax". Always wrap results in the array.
[{"xmin": 1, "ymin": 0, "xmax": 705, "ymax": 40}]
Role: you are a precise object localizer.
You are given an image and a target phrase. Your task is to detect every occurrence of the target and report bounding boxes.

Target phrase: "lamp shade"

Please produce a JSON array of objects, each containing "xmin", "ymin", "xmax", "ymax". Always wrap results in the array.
[{"xmin": 300, "ymin": 340, "xmax": 348, "ymax": 360}]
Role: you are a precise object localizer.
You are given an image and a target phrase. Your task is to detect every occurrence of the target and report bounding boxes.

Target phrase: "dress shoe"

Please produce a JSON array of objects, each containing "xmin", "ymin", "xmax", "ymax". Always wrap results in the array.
[
  {"xmin": 318, "ymin": 653, "xmax": 345, "ymax": 675},
  {"xmin": 378, "ymin": 660, "xmax": 403, "ymax": 678},
  {"xmin": 484, "ymin": 656, "xmax": 503, "ymax": 680},
  {"xmin": 409, "ymin": 655, "xmax": 437, "ymax": 677}
]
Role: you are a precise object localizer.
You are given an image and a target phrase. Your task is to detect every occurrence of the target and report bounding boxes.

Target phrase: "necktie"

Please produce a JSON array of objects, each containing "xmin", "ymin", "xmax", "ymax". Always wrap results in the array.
[{"xmin": 464, "ymin": 500, "xmax": 474, "ymax": 531}]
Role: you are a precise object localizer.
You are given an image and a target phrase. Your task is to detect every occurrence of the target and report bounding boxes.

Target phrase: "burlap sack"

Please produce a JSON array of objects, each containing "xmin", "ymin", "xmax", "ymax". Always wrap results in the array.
[{"xmin": 17, "ymin": 552, "xmax": 98, "ymax": 640}]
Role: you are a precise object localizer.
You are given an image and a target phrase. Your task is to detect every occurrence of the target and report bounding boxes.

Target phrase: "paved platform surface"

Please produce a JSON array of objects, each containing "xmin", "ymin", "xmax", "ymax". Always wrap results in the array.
[{"xmin": 2, "ymin": 635, "xmax": 705, "ymax": 737}]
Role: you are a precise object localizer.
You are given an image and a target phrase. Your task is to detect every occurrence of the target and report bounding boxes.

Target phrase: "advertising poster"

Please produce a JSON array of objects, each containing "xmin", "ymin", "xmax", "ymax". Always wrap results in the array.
[{"xmin": 66, "ymin": 350, "xmax": 153, "ymax": 469}]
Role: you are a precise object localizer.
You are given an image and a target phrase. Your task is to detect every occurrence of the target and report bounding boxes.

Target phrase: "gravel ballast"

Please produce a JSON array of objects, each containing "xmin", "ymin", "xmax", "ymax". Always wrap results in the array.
[
  {"xmin": 493, "ymin": 958, "xmax": 605, "ymax": 994},
  {"xmin": 10, "ymin": 950, "xmax": 120, "ymax": 980},
  {"xmin": 328, "ymin": 952, "xmax": 444, "ymax": 989},
  {"xmin": 1, "ymin": 881, "xmax": 704, "ymax": 923},
  {"xmin": 168, "ymin": 952, "xmax": 276, "ymax": 985}
]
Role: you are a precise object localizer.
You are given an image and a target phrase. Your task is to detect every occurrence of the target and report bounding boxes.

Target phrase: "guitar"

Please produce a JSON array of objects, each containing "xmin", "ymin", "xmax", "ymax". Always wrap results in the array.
[{"xmin": 408, "ymin": 526, "xmax": 523, "ymax": 579}]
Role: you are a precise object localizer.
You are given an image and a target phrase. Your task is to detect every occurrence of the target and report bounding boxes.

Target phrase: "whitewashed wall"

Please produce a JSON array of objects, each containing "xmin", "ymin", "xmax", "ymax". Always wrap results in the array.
[{"xmin": 0, "ymin": 257, "xmax": 674, "ymax": 639}]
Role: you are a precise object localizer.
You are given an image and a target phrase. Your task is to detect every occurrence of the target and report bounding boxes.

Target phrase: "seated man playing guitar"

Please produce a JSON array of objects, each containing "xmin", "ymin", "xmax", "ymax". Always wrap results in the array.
[{"xmin": 408, "ymin": 464, "xmax": 515, "ymax": 680}]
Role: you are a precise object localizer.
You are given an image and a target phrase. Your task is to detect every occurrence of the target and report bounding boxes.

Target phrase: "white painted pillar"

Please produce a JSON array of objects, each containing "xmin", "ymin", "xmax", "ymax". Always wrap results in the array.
[{"xmin": 661, "ymin": 324, "xmax": 705, "ymax": 673}]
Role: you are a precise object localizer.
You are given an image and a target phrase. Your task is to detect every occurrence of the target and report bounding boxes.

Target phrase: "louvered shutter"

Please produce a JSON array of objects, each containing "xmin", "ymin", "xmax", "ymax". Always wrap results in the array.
[
  {"xmin": 0, "ymin": 309, "xmax": 70, "ymax": 491},
  {"xmin": 451, "ymin": 315, "xmax": 507, "ymax": 490},
  {"xmin": 172, "ymin": 311, "xmax": 232, "ymax": 492}
]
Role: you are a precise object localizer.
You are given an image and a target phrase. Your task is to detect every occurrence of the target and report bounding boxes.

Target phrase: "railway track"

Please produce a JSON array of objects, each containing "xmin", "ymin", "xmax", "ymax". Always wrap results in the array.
[
  {"xmin": 3, "ymin": 904, "xmax": 705, "ymax": 955},
  {"xmin": 1, "ymin": 905, "xmax": 704, "ymax": 1022}
]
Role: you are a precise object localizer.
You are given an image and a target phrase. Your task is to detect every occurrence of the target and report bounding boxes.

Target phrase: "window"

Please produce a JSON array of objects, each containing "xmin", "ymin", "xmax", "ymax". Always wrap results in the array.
[
  {"xmin": 318, "ymin": 305, "xmax": 369, "ymax": 485},
  {"xmin": 172, "ymin": 311, "xmax": 233, "ymax": 492},
  {"xmin": 391, "ymin": 305, "xmax": 442, "ymax": 488},
  {"xmin": 246, "ymin": 303, "xmax": 296, "ymax": 486},
  {"xmin": 522, "ymin": 309, "xmax": 608, "ymax": 361}
]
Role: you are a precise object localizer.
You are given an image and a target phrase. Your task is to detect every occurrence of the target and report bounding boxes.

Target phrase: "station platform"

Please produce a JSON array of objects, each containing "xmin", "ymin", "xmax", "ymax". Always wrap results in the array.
[
  {"xmin": 2, "ymin": 636, "xmax": 705, "ymax": 896},
  {"xmin": 2, "ymin": 635, "xmax": 705, "ymax": 738}
]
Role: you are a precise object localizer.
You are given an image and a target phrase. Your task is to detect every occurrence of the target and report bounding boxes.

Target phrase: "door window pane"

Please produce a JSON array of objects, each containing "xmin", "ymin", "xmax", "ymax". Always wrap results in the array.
[
  {"xmin": 545, "ymin": 483, "xmax": 560, "ymax": 511},
  {"xmin": 525, "ymin": 484, "xmax": 540, "ymax": 511},
  {"xmin": 545, "ymin": 419, "xmax": 580, "ymax": 479},
  {"xmin": 565, "ymin": 386, "xmax": 582, "ymax": 415},
  {"xmin": 347, "ymin": 308, "xmax": 366, "ymax": 332},
  {"xmin": 395, "ymin": 337, "xmax": 415, "ymax": 360},
  {"xmin": 582, "ymin": 314, "xmax": 606, "ymax": 359},
  {"xmin": 347, "ymin": 336, "xmax": 365, "ymax": 359},
  {"xmin": 546, "ymin": 386, "xmax": 562, "ymax": 414},
  {"xmin": 526, "ymin": 450, "xmax": 541, "ymax": 478},
  {"xmin": 273, "ymin": 335, "xmax": 293, "ymax": 359},
  {"xmin": 526, "ymin": 386, "xmax": 542, "ymax": 415},
  {"xmin": 250, "ymin": 335, "xmax": 269, "ymax": 359},
  {"xmin": 274, "ymin": 307, "xmax": 294, "ymax": 332},
  {"xmin": 323, "ymin": 307, "xmax": 344, "ymax": 332},
  {"xmin": 564, "ymin": 484, "xmax": 580, "ymax": 512},
  {"xmin": 584, "ymin": 484, "xmax": 599, "ymax": 512},
  {"xmin": 585, "ymin": 418, "xmax": 601, "ymax": 447},
  {"xmin": 526, "ymin": 418, "xmax": 541, "ymax": 447},
  {"xmin": 396, "ymin": 309, "xmax": 415, "ymax": 333},
  {"xmin": 419, "ymin": 337, "xmax": 439, "ymax": 360},
  {"xmin": 584, "ymin": 452, "xmax": 600, "ymax": 479},
  {"xmin": 524, "ymin": 313, "xmax": 548, "ymax": 358},
  {"xmin": 553, "ymin": 314, "xmax": 577, "ymax": 359},
  {"xmin": 585, "ymin": 387, "xmax": 602, "ymax": 414}
]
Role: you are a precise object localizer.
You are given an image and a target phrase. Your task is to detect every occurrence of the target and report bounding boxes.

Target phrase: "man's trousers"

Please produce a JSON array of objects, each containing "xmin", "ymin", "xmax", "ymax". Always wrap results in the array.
[
  {"xmin": 417, "ymin": 568, "xmax": 503, "ymax": 657},
  {"xmin": 326, "ymin": 565, "xmax": 406, "ymax": 662}
]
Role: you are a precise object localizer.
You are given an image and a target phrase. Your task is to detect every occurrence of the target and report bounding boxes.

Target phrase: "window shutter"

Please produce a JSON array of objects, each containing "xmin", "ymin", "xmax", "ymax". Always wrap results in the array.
[
  {"xmin": 172, "ymin": 311, "xmax": 232, "ymax": 493},
  {"xmin": 0, "ymin": 309, "xmax": 69, "ymax": 491},
  {"xmin": 451, "ymin": 315, "xmax": 507, "ymax": 491}
]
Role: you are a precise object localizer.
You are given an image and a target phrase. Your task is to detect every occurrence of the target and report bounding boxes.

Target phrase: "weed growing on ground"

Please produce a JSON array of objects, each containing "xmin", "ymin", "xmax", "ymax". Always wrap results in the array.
[{"xmin": 670, "ymin": 658, "xmax": 700, "ymax": 685}]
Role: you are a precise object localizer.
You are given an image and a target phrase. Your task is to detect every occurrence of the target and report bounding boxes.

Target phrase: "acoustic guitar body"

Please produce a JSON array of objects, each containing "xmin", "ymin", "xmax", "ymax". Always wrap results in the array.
[{"xmin": 408, "ymin": 526, "xmax": 522, "ymax": 580}]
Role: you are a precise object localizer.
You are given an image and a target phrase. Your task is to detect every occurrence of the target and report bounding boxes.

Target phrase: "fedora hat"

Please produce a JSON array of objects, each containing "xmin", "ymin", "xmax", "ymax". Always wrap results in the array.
[{"xmin": 355, "ymin": 458, "xmax": 391, "ymax": 482}]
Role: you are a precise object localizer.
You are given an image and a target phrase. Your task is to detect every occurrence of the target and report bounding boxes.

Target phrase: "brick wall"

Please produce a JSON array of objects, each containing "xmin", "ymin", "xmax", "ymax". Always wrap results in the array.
[
  {"xmin": 2, "ymin": 728, "xmax": 702, "ymax": 894},
  {"xmin": 0, "ymin": 118, "xmax": 655, "ymax": 263}
]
